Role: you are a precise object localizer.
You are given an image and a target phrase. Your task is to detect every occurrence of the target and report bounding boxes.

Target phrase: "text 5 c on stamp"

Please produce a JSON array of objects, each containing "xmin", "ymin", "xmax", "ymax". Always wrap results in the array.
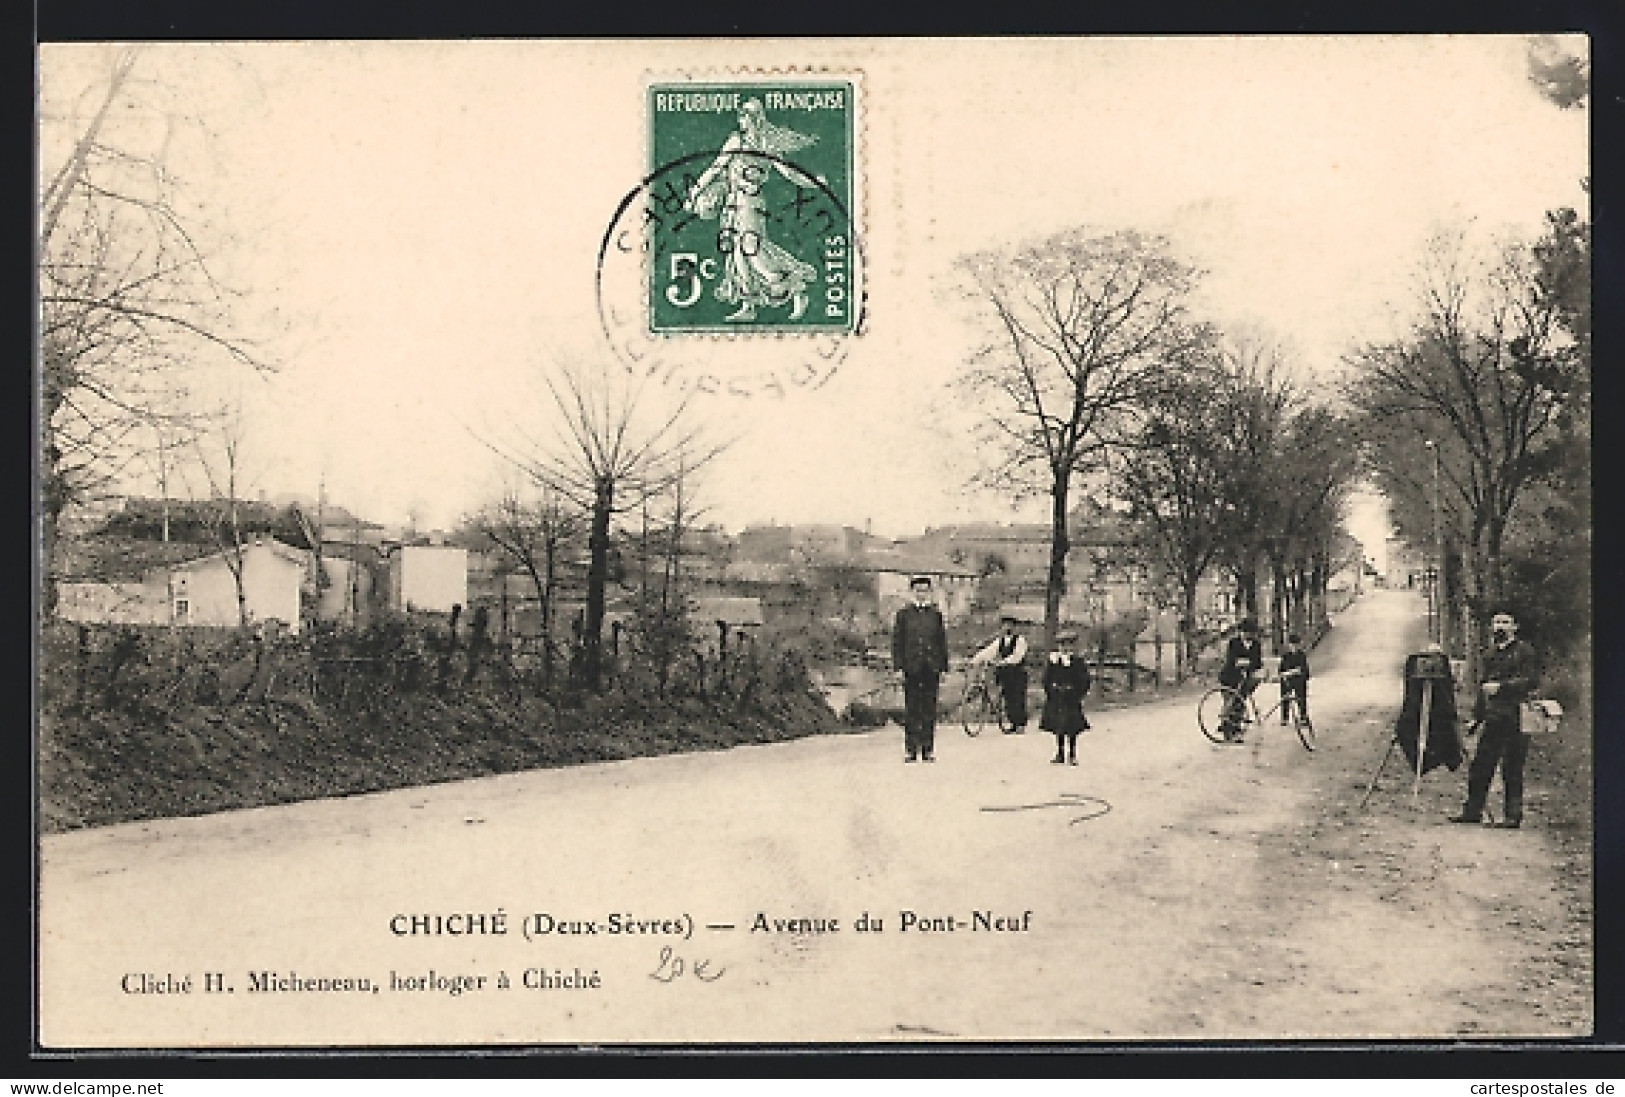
[{"xmin": 646, "ymin": 81, "xmax": 857, "ymax": 334}]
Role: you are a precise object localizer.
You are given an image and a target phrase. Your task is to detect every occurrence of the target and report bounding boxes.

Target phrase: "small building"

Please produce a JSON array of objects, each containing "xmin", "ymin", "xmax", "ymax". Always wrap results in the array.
[
  {"xmin": 168, "ymin": 539, "xmax": 308, "ymax": 633},
  {"xmin": 863, "ymin": 552, "xmax": 980, "ymax": 621},
  {"xmin": 55, "ymin": 537, "xmax": 308, "ymax": 632},
  {"xmin": 736, "ymin": 523, "xmax": 887, "ymax": 565},
  {"xmin": 1134, "ymin": 608, "xmax": 1183, "ymax": 681},
  {"xmin": 388, "ymin": 545, "xmax": 468, "ymax": 614},
  {"xmin": 689, "ymin": 595, "xmax": 765, "ymax": 653},
  {"xmin": 55, "ymin": 581, "xmax": 169, "ymax": 626},
  {"xmin": 689, "ymin": 595, "xmax": 765, "ymax": 630},
  {"xmin": 1384, "ymin": 536, "xmax": 1431, "ymax": 589}
]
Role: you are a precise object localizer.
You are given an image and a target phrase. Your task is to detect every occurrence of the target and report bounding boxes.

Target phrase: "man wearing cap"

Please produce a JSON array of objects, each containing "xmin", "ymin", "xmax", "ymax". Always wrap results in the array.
[
  {"xmin": 973, "ymin": 615, "xmax": 1030, "ymax": 732},
  {"xmin": 892, "ymin": 575, "xmax": 950, "ymax": 762},
  {"xmin": 1217, "ymin": 617, "xmax": 1265, "ymax": 741},
  {"xmin": 1451, "ymin": 610, "xmax": 1539, "ymax": 828}
]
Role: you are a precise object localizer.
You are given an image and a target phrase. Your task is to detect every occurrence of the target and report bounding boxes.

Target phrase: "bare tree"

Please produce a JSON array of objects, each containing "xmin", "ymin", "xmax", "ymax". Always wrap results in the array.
[
  {"xmin": 1348, "ymin": 221, "xmax": 1584, "ymax": 677},
  {"xmin": 471, "ymin": 488, "xmax": 582, "ymax": 688},
  {"xmin": 39, "ymin": 46, "xmax": 269, "ymax": 612},
  {"xmin": 1204, "ymin": 335, "xmax": 1298, "ymax": 626},
  {"xmin": 1262, "ymin": 405, "xmax": 1359, "ymax": 644},
  {"xmin": 488, "ymin": 360, "xmax": 726, "ymax": 691},
  {"xmin": 1117, "ymin": 374, "xmax": 1234, "ymax": 678},
  {"xmin": 191, "ymin": 403, "xmax": 254, "ymax": 628},
  {"xmin": 955, "ymin": 227, "xmax": 1213, "ymax": 645}
]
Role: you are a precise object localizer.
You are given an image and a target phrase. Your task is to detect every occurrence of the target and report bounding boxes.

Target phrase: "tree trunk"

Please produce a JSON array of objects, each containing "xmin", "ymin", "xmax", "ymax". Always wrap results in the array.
[
  {"xmin": 1484, "ymin": 511, "xmax": 1507, "ymax": 606},
  {"xmin": 1460, "ymin": 540, "xmax": 1485, "ymax": 687},
  {"xmin": 541, "ymin": 547, "xmax": 557, "ymax": 692},
  {"xmin": 40, "ymin": 49, "xmax": 138, "ymax": 252},
  {"xmin": 582, "ymin": 479, "xmax": 614, "ymax": 692},
  {"xmin": 1044, "ymin": 472, "xmax": 1071, "ymax": 649},
  {"xmin": 1268, "ymin": 554, "xmax": 1287, "ymax": 649},
  {"xmin": 40, "ymin": 371, "xmax": 69, "ymax": 619},
  {"xmin": 1236, "ymin": 557, "xmax": 1259, "ymax": 623},
  {"xmin": 1179, "ymin": 573, "xmax": 1200, "ymax": 682},
  {"xmin": 1441, "ymin": 540, "xmax": 1462, "ymax": 656}
]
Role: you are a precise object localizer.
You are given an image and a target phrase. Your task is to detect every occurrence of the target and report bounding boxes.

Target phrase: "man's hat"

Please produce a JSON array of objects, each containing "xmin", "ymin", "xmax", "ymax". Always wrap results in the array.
[
  {"xmin": 1239, "ymin": 617, "xmax": 1259, "ymax": 633},
  {"xmin": 1000, "ymin": 614, "xmax": 1022, "ymax": 624},
  {"xmin": 909, "ymin": 575, "xmax": 933, "ymax": 588}
]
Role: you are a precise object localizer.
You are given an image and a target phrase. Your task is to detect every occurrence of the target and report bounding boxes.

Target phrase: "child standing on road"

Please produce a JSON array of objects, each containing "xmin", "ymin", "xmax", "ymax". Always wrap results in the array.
[
  {"xmin": 1278, "ymin": 632, "xmax": 1312, "ymax": 729},
  {"xmin": 1040, "ymin": 631, "xmax": 1091, "ymax": 765}
]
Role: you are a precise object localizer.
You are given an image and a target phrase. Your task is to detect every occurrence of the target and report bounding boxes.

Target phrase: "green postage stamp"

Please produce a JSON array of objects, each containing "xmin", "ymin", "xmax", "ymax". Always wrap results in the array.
[{"xmin": 646, "ymin": 80, "xmax": 857, "ymax": 334}]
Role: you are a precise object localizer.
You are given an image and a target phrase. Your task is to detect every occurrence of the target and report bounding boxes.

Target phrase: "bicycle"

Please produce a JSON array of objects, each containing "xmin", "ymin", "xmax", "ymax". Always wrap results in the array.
[
  {"xmin": 1198, "ymin": 674, "xmax": 1316, "ymax": 751},
  {"xmin": 958, "ymin": 662, "xmax": 1012, "ymax": 737}
]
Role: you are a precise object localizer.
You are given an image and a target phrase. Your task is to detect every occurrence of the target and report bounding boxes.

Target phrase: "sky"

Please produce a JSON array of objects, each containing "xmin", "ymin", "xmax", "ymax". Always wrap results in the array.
[{"xmin": 39, "ymin": 37, "xmax": 1588, "ymax": 565}]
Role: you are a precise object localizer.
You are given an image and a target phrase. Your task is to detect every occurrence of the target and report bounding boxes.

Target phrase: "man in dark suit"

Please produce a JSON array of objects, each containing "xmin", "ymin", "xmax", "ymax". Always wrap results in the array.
[
  {"xmin": 892, "ymin": 575, "xmax": 950, "ymax": 763},
  {"xmin": 1451, "ymin": 610, "xmax": 1540, "ymax": 828}
]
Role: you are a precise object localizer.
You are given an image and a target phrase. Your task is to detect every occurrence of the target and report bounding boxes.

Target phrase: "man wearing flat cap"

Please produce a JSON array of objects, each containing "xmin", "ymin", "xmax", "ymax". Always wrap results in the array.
[
  {"xmin": 1451, "ymin": 609, "xmax": 1540, "ymax": 828},
  {"xmin": 974, "ymin": 615, "xmax": 1030, "ymax": 732},
  {"xmin": 892, "ymin": 575, "xmax": 950, "ymax": 762}
]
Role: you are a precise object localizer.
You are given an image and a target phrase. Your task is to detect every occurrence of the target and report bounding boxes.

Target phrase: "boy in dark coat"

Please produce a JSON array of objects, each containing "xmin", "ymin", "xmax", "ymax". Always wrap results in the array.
[
  {"xmin": 1040, "ymin": 630, "xmax": 1091, "ymax": 765},
  {"xmin": 1277, "ymin": 631, "xmax": 1311, "ymax": 728}
]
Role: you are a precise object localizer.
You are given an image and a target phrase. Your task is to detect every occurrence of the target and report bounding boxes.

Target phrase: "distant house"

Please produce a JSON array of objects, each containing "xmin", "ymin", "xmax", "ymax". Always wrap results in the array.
[
  {"xmin": 736, "ymin": 523, "xmax": 886, "ymax": 565},
  {"xmin": 57, "ymin": 538, "xmax": 309, "ymax": 632},
  {"xmin": 1385, "ymin": 536, "xmax": 1430, "ymax": 589},
  {"xmin": 722, "ymin": 559, "xmax": 800, "ymax": 585},
  {"xmin": 168, "ymin": 540, "xmax": 308, "ymax": 633},
  {"xmin": 55, "ymin": 581, "xmax": 168, "ymax": 626},
  {"xmin": 860, "ymin": 551, "xmax": 980, "ymax": 621},
  {"xmin": 689, "ymin": 595, "xmax": 764, "ymax": 630},
  {"xmin": 388, "ymin": 545, "xmax": 468, "ymax": 614},
  {"xmin": 909, "ymin": 522, "xmax": 1054, "ymax": 582}
]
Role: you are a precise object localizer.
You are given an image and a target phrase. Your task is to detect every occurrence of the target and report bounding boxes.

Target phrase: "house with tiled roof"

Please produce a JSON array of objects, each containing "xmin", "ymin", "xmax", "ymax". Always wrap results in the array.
[
  {"xmin": 854, "ymin": 548, "xmax": 980, "ymax": 621},
  {"xmin": 54, "ymin": 537, "xmax": 310, "ymax": 633}
]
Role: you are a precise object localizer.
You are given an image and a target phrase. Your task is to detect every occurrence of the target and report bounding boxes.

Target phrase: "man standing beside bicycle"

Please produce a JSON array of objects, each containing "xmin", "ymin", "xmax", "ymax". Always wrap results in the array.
[
  {"xmin": 1218, "ymin": 617, "xmax": 1265, "ymax": 742},
  {"xmin": 972, "ymin": 615, "xmax": 1030, "ymax": 734},
  {"xmin": 1277, "ymin": 631, "xmax": 1312, "ymax": 732}
]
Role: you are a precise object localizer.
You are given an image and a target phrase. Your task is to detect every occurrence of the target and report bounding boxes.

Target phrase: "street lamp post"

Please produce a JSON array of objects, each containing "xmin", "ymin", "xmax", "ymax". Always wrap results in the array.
[{"xmin": 1424, "ymin": 440, "xmax": 1443, "ymax": 646}]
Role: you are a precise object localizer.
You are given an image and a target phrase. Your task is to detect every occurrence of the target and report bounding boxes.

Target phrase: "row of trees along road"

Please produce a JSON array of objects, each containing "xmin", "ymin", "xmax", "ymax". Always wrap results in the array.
[
  {"xmin": 1346, "ymin": 208, "xmax": 1591, "ymax": 686},
  {"xmin": 955, "ymin": 227, "xmax": 1361, "ymax": 673}
]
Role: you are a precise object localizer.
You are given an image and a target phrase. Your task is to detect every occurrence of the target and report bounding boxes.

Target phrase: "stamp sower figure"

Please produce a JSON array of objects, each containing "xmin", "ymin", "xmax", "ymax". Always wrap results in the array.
[
  {"xmin": 1277, "ymin": 631, "xmax": 1312, "ymax": 728},
  {"xmin": 892, "ymin": 575, "xmax": 949, "ymax": 763},
  {"xmin": 973, "ymin": 615, "xmax": 1029, "ymax": 733},
  {"xmin": 1451, "ymin": 611, "xmax": 1539, "ymax": 828},
  {"xmin": 1041, "ymin": 630, "xmax": 1091, "ymax": 765},
  {"xmin": 685, "ymin": 99, "xmax": 820, "ymax": 322},
  {"xmin": 1218, "ymin": 617, "xmax": 1265, "ymax": 741}
]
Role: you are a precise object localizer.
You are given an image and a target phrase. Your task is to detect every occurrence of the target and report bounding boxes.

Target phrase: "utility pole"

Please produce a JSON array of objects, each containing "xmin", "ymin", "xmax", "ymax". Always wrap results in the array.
[{"xmin": 1424, "ymin": 439, "xmax": 1442, "ymax": 647}]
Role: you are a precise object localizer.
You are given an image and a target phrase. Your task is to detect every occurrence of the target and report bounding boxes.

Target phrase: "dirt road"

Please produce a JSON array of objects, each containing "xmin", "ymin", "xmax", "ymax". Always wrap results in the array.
[{"xmin": 39, "ymin": 589, "xmax": 1591, "ymax": 1045}]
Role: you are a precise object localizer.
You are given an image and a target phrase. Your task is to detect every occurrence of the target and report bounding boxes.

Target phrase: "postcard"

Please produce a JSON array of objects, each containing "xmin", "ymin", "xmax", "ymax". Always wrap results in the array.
[{"xmin": 36, "ymin": 36, "xmax": 1593, "ymax": 1047}]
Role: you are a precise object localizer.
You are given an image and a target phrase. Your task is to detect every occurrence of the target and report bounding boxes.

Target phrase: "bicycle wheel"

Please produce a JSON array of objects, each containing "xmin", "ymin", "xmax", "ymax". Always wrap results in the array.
[
  {"xmin": 1198, "ymin": 686, "xmax": 1247, "ymax": 743},
  {"xmin": 1293, "ymin": 710, "xmax": 1317, "ymax": 752},
  {"xmin": 960, "ymin": 683, "xmax": 985, "ymax": 736},
  {"xmin": 989, "ymin": 682, "xmax": 1012, "ymax": 733}
]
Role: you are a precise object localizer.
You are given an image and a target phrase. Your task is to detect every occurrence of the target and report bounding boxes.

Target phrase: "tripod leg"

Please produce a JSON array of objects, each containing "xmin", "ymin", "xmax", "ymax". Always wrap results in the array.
[
  {"xmin": 1413, "ymin": 680, "xmax": 1432, "ymax": 802},
  {"xmin": 1359, "ymin": 735, "xmax": 1399, "ymax": 811}
]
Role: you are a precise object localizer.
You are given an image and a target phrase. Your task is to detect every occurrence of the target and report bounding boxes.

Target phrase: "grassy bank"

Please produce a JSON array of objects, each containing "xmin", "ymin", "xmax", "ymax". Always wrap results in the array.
[{"xmin": 37, "ymin": 622, "xmax": 844, "ymax": 833}]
